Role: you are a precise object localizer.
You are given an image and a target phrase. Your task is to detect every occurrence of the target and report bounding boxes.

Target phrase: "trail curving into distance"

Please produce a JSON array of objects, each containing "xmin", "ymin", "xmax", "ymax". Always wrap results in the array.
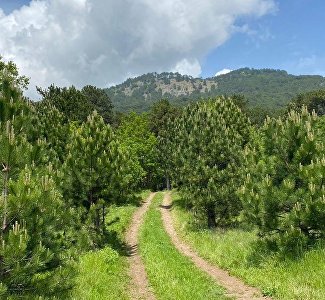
[
  {"xmin": 125, "ymin": 192, "xmax": 156, "ymax": 300},
  {"xmin": 160, "ymin": 192, "xmax": 272, "ymax": 300}
]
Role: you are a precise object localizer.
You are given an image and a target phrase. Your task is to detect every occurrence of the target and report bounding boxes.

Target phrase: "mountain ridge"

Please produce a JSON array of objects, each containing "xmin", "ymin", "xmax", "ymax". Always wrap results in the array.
[{"xmin": 105, "ymin": 68, "xmax": 325, "ymax": 112}]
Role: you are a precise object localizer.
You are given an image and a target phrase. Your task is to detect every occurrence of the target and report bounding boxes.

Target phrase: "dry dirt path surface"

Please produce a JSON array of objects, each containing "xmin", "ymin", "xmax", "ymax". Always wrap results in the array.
[
  {"xmin": 125, "ymin": 192, "xmax": 156, "ymax": 300},
  {"xmin": 161, "ymin": 192, "xmax": 272, "ymax": 300}
]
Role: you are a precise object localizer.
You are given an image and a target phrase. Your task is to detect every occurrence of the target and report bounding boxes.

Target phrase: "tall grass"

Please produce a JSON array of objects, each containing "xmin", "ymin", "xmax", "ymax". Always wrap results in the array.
[
  {"xmin": 72, "ymin": 247, "xmax": 129, "ymax": 300},
  {"xmin": 72, "ymin": 190, "xmax": 151, "ymax": 299},
  {"xmin": 172, "ymin": 192, "xmax": 325, "ymax": 300}
]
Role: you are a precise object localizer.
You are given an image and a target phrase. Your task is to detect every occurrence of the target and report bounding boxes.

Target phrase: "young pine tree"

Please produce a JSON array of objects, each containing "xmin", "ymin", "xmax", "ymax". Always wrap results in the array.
[
  {"xmin": 1, "ymin": 167, "xmax": 76, "ymax": 298},
  {"xmin": 239, "ymin": 108, "xmax": 325, "ymax": 252},
  {"xmin": 1, "ymin": 58, "xmax": 76, "ymax": 298},
  {"xmin": 169, "ymin": 98, "xmax": 250, "ymax": 227},
  {"xmin": 63, "ymin": 111, "xmax": 131, "ymax": 245}
]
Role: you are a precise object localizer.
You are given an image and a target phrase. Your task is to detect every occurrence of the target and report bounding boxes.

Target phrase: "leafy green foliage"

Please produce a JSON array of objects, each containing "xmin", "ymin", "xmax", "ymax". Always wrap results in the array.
[
  {"xmin": 0, "ymin": 58, "xmax": 33, "ymax": 135},
  {"xmin": 0, "ymin": 169, "xmax": 76, "ymax": 298},
  {"xmin": 287, "ymin": 89, "xmax": 325, "ymax": 116},
  {"xmin": 3, "ymin": 54, "xmax": 325, "ymax": 299},
  {"xmin": 62, "ymin": 111, "xmax": 133, "ymax": 246},
  {"xmin": 0, "ymin": 59, "xmax": 77, "ymax": 298},
  {"xmin": 0, "ymin": 222, "xmax": 52, "ymax": 297},
  {"xmin": 34, "ymin": 103, "xmax": 69, "ymax": 163},
  {"xmin": 148, "ymin": 99, "xmax": 181, "ymax": 136},
  {"xmin": 0, "ymin": 56, "xmax": 29, "ymax": 91},
  {"xmin": 36, "ymin": 84, "xmax": 114, "ymax": 126},
  {"xmin": 36, "ymin": 84, "xmax": 93, "ymax": 122},
  {"xmin": 1, "ymin": 58, "xmax": 132, "ymax": 298},
  {"xmin": 82, "ymin": 85, "xmax": 114, "ymax": 124},
  {"xmin": 245, "ymin": 105, "xmax": 282, "ymax": 127},
  {"xmin": 239, "ymin": 108, "xmax": 325, "ymax": 252},
  {"xmin": 150, "ymin": 100, "xmax": 182, "ymax": 190},
  {"xmin": 116, "ymin": 112, "xmax": 159, "ymax": 189}
]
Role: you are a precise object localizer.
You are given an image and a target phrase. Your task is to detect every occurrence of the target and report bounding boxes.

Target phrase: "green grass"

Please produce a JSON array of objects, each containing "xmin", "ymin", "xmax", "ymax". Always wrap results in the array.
[
  {"xmin": 107, "ymin": 190, "xmax": 151, "ymax": 238},
  {"xmin": 71, "ymin": 247, "xmax": 129, "ymax": 300},
  {"xmin": 171, "ymin": 192, "xmax": 325, "ymax": 300},
  {"xmin": 138, "ymin": 192, "xmax": 229, "ymax": 300},
  {"xmin": 72, "ymin": 190, "xmax": 151, "ymax": 300}
]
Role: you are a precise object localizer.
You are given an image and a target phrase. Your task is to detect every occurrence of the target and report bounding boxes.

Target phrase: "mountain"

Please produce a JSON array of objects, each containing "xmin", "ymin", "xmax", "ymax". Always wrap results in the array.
[{"xmin": 105, "ymin": 68, "xmax": 325, "ymax": 112}]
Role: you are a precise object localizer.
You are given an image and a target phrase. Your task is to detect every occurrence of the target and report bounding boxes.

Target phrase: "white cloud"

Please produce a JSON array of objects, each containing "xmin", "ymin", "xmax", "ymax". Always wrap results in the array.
[
  {"xmin": 172, "ymin": 58, "xmax": 202, "ymax": 77},
  {"xmin": 282, "ymin": 54, "xmax": 325, "ymax": 77},
  {"xmin": 0, "ymin": 0, "xmax": 276, "ymax": 99},
  {"xmin": 215, "ymin": 68, "xmax": 232, "ymax": 76},
  {"xmin": 297, "ymin": 55, "xmax": 317, "ymax": 69}
]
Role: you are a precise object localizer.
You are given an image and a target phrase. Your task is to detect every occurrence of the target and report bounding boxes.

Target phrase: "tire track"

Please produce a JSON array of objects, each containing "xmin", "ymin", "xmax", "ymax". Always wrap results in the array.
[
  {"xmin": 125, "ymin": 192, "xmax": 156, "ymax": 300},
  {"xmin": 160, "ymin": 192, "xmax": 271, "ymax": 300}
]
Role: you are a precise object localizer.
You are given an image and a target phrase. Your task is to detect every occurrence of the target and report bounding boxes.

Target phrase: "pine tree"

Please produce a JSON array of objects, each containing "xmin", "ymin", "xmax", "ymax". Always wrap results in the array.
[
  {"xmin": 34, "ymin": 102, "xmax": 69, "ymax": 163},
  {"xmin": 287, "ymin": 89, "xmax": 325, "ymax": 116},
  {"xmin": 239, "ymin": 108, "xmax": 325, "ymax": 251},
  {"xmin": 63, "ymin": 111, "xmax": 131, "ymax": 244},
  {"xmin": 0, "ymin": 116, "xmax": 75, "ymax": 298},
  {"xmin": 1, "ymin": 63, "xmax": 34, "ymax": 235},
  {"xmin": 82, "ymin": 85, "xmax": 114, "ymax": 124},
  {"xmin": 166, "ymin": 98, "xmax": 250, "ymax": 227},
  {"xmin": 157, "ymin": 116, "xmax": 180, "ymax": 190},
  {"xmin": 0, "ymin": 167, "xmax": 76, "ymax": 298},
  {"xmin": 0, "ymin": 58, "xmax": 76, "ymax": 298}
]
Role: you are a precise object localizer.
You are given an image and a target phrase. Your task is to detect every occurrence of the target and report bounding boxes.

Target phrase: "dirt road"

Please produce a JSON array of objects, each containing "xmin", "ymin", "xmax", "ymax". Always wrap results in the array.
[
  {"xmin": 160, "ymin": 192, "xmax": 271, "ymax": 300},
  {"xmin": 125, "ymin": 192, "xmax": 156, "ymax": 300}
]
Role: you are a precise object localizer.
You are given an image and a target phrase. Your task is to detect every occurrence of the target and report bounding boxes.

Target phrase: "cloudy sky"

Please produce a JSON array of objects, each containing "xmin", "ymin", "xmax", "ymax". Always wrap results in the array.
[{"xmin": 0, "ymin": 0, "xmax": 324, "ymax": 99}]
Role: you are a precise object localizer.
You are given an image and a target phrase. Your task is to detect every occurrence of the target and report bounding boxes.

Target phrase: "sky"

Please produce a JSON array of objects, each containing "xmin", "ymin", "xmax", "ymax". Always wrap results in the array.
[{"xmin": 0, "ymin": 0, "xmax": 324, "ymax": 99}]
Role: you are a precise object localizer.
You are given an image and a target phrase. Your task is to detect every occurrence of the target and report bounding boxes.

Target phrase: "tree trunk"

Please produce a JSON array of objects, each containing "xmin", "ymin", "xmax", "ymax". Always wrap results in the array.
[
  {"xmin": 95, "ymin": 207, "xmax": 100, "ymax": 230},
  {"xmin": 102, "ymin": 204, "xmax": 105, "ymax": 234},
  {"xmin": 166, "ymin": 175, "xmax": 171, "ymax": 191},
  {"xmin": 207, "ymin": 205, "xmax": 217, "ymax": 228}
]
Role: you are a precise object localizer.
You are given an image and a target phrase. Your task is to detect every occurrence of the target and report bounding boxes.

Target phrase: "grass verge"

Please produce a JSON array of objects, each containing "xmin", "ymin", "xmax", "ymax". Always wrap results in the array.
[
  {"xmin": 138, "ymin": 192, "xmax": 229, "ymax": 300},
  {"xmin": 72, "ymin": 190, "xmax": 151, "ymax": 300},
  {"xmin": 71, "ymin": 247, "xmax": 129, "ymax": 300},
  {"xmin": 171, "ymin": 192, "xmax": 325, "ymax": 300}
]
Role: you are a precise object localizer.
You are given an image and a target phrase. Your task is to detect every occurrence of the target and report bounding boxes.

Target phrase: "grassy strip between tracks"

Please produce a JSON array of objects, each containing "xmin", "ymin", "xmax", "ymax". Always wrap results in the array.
[{"xmin": 139, "ymin": 192, "xmax": 229, "ymax": 300}]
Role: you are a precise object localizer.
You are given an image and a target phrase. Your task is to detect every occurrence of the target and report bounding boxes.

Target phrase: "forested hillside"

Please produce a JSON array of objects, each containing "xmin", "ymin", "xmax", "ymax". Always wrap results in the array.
[{"xmin": 106, "ymin": 68, "xmax": 325, "ymax": 112}]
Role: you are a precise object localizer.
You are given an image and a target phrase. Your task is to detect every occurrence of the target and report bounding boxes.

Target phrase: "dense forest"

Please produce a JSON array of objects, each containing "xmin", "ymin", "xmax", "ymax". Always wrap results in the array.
[
  {"xmin": 1, "ymin": 56, "xmax": 325, "ymax": 299},
  {"xmin": 106, "ymin": 68, "xmax": 325, "ymax": 112}
]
